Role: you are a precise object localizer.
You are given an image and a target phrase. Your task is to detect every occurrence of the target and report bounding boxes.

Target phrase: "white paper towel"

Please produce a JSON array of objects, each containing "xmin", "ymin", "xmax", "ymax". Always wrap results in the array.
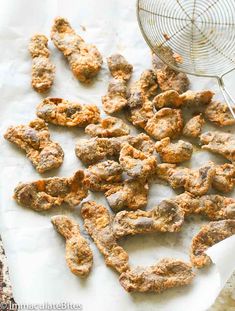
[{"xmin": 0, "ymin": 1, "xmax": 235, "ymax": 310}]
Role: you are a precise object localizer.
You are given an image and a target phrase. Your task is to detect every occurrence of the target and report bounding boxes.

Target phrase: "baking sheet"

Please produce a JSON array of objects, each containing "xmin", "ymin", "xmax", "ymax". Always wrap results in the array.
[{"xmin": 0, "ymin": 0, "xmax": 235, "ymax": 310}]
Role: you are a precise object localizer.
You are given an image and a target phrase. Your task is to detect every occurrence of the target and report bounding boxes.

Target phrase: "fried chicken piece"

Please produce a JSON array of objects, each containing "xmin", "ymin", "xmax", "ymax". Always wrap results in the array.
[
  {"xmin": 51, "ymin": 17, "xmax": 102, "ymax": 83},
  {"xmin": 107, "ymin": 54, "xmax": 133, "ymax": 81},
  {"xmin": 75, "ymin": 133, "xmax": 154, "ymax": 165},
  {"xmin": 85, "ymin": 117, "xmax": 130, "ymax": 137},
  {"xmin": 113, "ymin": 200, "xmax": 184, "ymax": 238},
  {"xmin": 81, "ymin": 201, "xmax": 129, "ymax": 273},
  {"xmin": 119, "ymin": 143, "xmax": 157, "ymax": 179},
  {"xmin": 155, "ymin": 138, "xmax": 193, "ymax": 163},
  {"xmin": 153, "ymin": 89, "xmax": 213, "ymax": 109},
  {"xmin": 212, "ymin": 163, "xmax": 235, "ymax": 193},
  {"xmin": 105, "ymin": 179, "xmax": 149, "ymax": 212},
  {"xmin": 173, "ymin": 192, "xmax": 235, "ymax": 220},
  {"xmin": 127, "ymin": 100, "xmax": 155, "ymax": 129},
  {"xmin": 75, "ymin": 137, "xmax": 123, "ymax": 165},
  {"xmin": 126, "ymin": 70, "xmax": 158, "ymax": 129},
  {"xmin": 37, "ymin": 97, "xmax": 100, "ymax": 127},
  {"xmin": 205, "ymin": 101, "xmax": 235, "ymax": 127},
  {"xmin": 180, "ymin": 90, "xmax": 214, "ymax": 106},
  {"xmin": 128, "ymin": 133, "xmax": 155, "ymax": 155},
  {"xmin": 119, "ymin": 258, "xmax": 194, "ymax": 293},
  {"xmin": 156, "ymin": 162, "xmax": 215, "ymax": 196},
  {"xmin": 4, "ymin": 118, "xmax": 64, "ymax": 173},
  {"xmin": 200, "ymin": 131, "xmax": 235, "ymax": 162},
  {"xmin": 102, "ymin": 54, "xmax": 133, "ymax": 114},
  {"xmin": 102, "ymin": 79, "xmax": 129, "ymax": 114},
  {"xmin": 153, "ymin": 90, "xmax": 183, "ymax": 109},
  {"xmin": 183, "ymin": 114, "xmax": 205, "ymax": 138},
  {"xmin": 190, "ymin": 220, "xmax": 235, "ymax": 268},
  {"xmin": 128, "ymin": 70, "xmax": 158, "ymax": 109},
  {"xmin": 51, "ymin": 215, "xmax": 93, "ymax": 277},
  {"xmin": 145, "ymin": 108, "xmax": 183, "ymax": 140},
  {"xmin": 152, "ymin": 53, "xmax": 189, "ymax": 94},
  {"xmin": 84, "ymin": 160, "xmax": 123, "ymax": 192},
  {"xmin": 14, "ymin": 170, "xmax": 88, "ymax": 211},
  {"xmin": 29, "ymin": 34, "xmax": 55, "ymax": 93}
]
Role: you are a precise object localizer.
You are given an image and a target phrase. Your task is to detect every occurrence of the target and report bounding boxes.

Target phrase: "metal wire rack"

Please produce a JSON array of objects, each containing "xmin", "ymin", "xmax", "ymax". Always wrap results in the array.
[{"xmin": 137, "ymin": 0, "xmax": 235, "ymax": 117}]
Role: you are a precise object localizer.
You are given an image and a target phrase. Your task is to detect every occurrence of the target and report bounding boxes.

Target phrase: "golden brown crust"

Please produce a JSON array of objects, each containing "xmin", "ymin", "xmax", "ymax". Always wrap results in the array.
[
  {"xmin": 119, "ymin": 143, "xmax": 157, "ymax": 179},
  {"xmin": 51, "ymin": 215, "xmax": 93, "ymax": 277},
  {"xmin": 205, "ymin": 101, "xmax": 235, "ymax": 127},
  {"xmin": 183, "ymin": 114, "xmax": 205, "ymax": 138},
  {"xmin": 102, "ymin": 54, "xmax": 133, "ymax": 114},
  {"xmin": 155, "ymin": 138, "xmax": 193, "ymax": 163},
  {"xmin": 107, "ymin": 54, "xmax": 133, "ymax": 81},
  {"xmin": 37, "ymin": 97, "xmax": 100, "ymax": 127},
  {"xmin": 145, "ymin": 108, "xmax": 183, "ymax": 140},
  {"xmin": 14, "ymin": 170, "xmax": 88, "ymax": 211},
  {"xmin": 102, "ymin": 79, "xmax": 128, "ymax": 114},
  {"xmin": 156, "ymin": 162, "xmax": 215, "ymax": 196},
  {"xmin": 152, "ymin": 54, "xmax": 189, "ymax": 94},
  {"xmin": 127, "ymin": 100, "xmax": 155, "ymax": 129},
  {"xmin": 128, "ymin": 70, "xmax": 158, "ymax": 108},
  {"xmin": 213, "ymin": 164, "xmax": 235, "ymax": 193},
  {"xmin": 85, "ymin": 117, "xmax": 130, "ymax": 137},
  {"xmin": 81, "ymin": 201, "xmax": 129, "ymax": 273},
  {"xmin": 113, "ymin": 200, "xmax": 184, "ymax": 238},
  {"xmin": 75, "ymin": 133, "xmax": 154, "ymax": 165},
  {"xmin": 4, "ymin": 118, "xmax": 64, "ymax": 173},
  {"xmin": 173, "ymin": 192, "xmax": 235, "ymax": 220},
  {"xmin": 119, "ymin": 258, "xmax": 194, "ymax": 292},
  {"xmin": 190, "ymin": 220, "xmax": 235, "ymax": 268},
  {"xmin": 180, "ymin": 90, "xmax": 214, "ymax": 106},
  {"xmin": 84, "ymin": 160, "xmax": 123, "ymax": 192},
  {"xmin": 51, "ymin": 17, "xmax": 102, "ymax": 83},
  {"xmin": 153, "ymin": 90, "xmax": 183, "ymax": 109},
  {"xmin": 200, "ymin": 131, "xmax": 235, "ymax": 162},
  {"xmin": 105, "ymin": 179, "xmax": 149, "ymax": 212},
  {"xmin": 29, "ymin": 34, "xmax": 55, "ymax": 93}
]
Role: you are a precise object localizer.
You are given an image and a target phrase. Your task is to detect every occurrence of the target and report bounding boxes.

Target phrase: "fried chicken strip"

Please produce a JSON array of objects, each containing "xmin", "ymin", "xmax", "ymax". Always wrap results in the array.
[
  {"xmin": 153, "ymin": 90, "xmax": 213, "ymax": 109},
  {"xmin": 205, "ymin": 101, "xmax": 235, "ymax": 127},
  {"xmin": 173, "ymin": 192, "xmax": 235, "ymax": 220},
  {"xmin": 200, "ymin": 131, "xmax": 235, "ymax": 162},
  {"xmin": 119, "ymin": 258, "xmax": 194, "ymax": 292},
  {"xmin": 105, "ymin": 179, "xmax": 149, "ymax": 212},
  {"xmin": 84, "ymin": 160, "xmax": 123, "ymax": 192},
  {"xmin": 85, "ymin": 117, "xmax": 130, "ymax": 137},
  {"xmin": 145, "ymin": 108, "xmax": 183, "ymax": 140},
  {"xmin": 155, "ymin": 138, "xmax": 193, "ymax": 163},
  {"xmin": 81, "ymin": 201, "xmax": 129, "ymax": 273},
  {"xmin": 113, "ymin": 200, "xmax": 184, "ymax": 238},
  {"xmin": 51, "ymin": 215, "xmax": 93, "ymax": 277},
  {"xmin": 51, "ymin": 17, "xmax": 102, "ymax": 83},
  {"xmin": 29, "ymin": 34, "xmax": 55, "ymax": 93},
  {"xmin": 102, "ymin": 54, "xmax": 133, "ymax": 114},
  {"xmin": 152, "ymin": 53, "xmax": 189, "ymax": 94},
  {"xmin": 4, "ymin": 118, "xmax": 64, "ymax": 173},
  {"xmin": 190, "ymin": 220, "xmax": 235, "ymax": 268},
  {"xmin": 75, "ymin": 133, "xmax": 155, "ymax": 165},
  {"xmin": 37, "ymin": 97, "xmax": 100, "ymax": 127},
  {"xmin": 127, "ymin": 70, "xmax": 158, "ymax": 128},
  {"xmin": 14, "ymin": 170, "xmax": 87, "ymax": 211},
  {"xmin": 156, "ymin": 162, "xmax": 215, "ymax": 196},
  {"xmin": 119, "ymin": 143, "xmax": 157, "ymax": 179},
  {"xmin": 183, "ymin": 114, "xmax": 205, "ymax": 138}
]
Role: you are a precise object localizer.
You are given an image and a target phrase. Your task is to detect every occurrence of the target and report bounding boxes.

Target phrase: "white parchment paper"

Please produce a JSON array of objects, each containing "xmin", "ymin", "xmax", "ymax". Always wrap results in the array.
[{"xmin": 0, "ymin": 1, "xmax": 235, "ymax": 310}]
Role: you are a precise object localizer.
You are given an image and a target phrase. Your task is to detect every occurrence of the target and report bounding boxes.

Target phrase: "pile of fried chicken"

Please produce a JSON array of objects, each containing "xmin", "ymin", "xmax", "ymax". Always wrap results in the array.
[{"xmin": 4, "ymin": 17, "xmax": 235, "ymax": 293}]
